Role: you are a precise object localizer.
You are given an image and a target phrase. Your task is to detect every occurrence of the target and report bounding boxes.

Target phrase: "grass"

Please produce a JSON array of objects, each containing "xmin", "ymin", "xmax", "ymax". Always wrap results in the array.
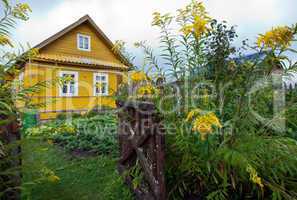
[{"xmin": 21, "ymin": 139, "xmax": 132, "ymax": 200}]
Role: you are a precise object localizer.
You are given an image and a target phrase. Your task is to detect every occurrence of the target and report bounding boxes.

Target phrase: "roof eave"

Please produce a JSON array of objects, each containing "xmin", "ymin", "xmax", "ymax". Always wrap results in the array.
[{"xmin": 32, "ymin": 57, "xmax": 129, "ymax": 71}]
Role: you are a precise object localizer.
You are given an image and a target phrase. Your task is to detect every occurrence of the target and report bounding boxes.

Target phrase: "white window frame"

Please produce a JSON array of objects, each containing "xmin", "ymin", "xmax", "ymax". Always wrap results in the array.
[
  {"xmin": 59, "ymin": 71, "xmax": 79, "ymax": 97},
  {"xmin": 77, "ymin": 33, "xmax": 91, "ymax": 51},
  {"xmin": 93, "ymin": 73, "xmax": 109, "ymax": 96}
]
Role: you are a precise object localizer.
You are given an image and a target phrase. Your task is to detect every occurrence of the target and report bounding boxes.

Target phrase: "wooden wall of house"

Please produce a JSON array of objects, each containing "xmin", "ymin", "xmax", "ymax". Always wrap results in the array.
[
  {"xmin": 40, "ymin": 21, "xmax": 122, "ymax": 64},
  {"xmin": 23, "ymin": 62, "xmax": 122, "ymax": 120}
]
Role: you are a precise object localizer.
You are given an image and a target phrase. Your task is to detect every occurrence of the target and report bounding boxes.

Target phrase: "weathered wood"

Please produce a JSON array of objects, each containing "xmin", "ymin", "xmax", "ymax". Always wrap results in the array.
[
  {"xmin": 117, "ymin": 100, "xmax": 166, "ymax": 200},
  {"xmin": 120, "ymin": 129, "xmax": 150, "ymax": 164}
]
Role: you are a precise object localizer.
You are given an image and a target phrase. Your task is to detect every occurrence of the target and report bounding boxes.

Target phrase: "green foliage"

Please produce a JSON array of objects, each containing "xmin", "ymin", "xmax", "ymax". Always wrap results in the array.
[
  {"xmin": 26, "ymin": 113, "xmax": 119, "ymax": 156},
  {"xmin": 0, "ymin": 0, "xmax": 31, "ymax": 47},
  {"xmin": 22, "ymin": 139, "xmax": 132, "ymax": 200},
  {"xmin": 116, "ymin": 1, "xmax": 297, "ymax": 199},
  {"xmin": 84, "ymin": 105, "xmax": 115, "ymax": 118},
  {"xmin": 285, "ymin": 88, "xmax": 297, "ymax": 139},
  {"xmin": 56, "ymin": 112, "xmax": 82, "ymax": 121},
  {"xmin": 0, "ymin": 1, "xmax": 48, "ymax": 198}
]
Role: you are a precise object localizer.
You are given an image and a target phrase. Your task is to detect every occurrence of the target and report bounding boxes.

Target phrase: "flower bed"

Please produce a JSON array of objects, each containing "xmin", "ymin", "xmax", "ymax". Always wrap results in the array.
[{"xmin": 25, "ymin": 113, "xmax": 118, "ymax": 156}]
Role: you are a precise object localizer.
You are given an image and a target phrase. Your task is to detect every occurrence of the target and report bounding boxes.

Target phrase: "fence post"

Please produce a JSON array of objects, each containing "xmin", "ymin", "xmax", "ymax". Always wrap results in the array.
[{"xmin": 117, "ymin": 100, "xmax": 166, "ymax": 200}]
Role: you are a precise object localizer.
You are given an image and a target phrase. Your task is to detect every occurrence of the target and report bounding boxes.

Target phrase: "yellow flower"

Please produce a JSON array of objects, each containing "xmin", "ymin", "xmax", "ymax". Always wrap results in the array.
[
  {"xmin": 41, "ymin": 167, "xmax": 61, "ymax": 183},
  {"xmin": 152, "ymin": 12, "xmax": 162, "ymax": 26},
  {"xmin": 56, "ymin": 123, "xmax": 76, "ymax": 134},
  {"xmin": 0, "ymin": 35, "xmax": 13, "ymax": 47},
  {"xmin": 64, "ymin": 125, "xmax": 76, "ymax": 134},
  {"xmin": 12, "ymin": 3, "xmax": 32, "ymax": 20},
  {"xmin": 130, "ymin": 71, "xmax": 148, "ymax": 82},
  {"xmin": 191, "ymin": 1, "xmax": 208, "ymax": 18},
  {"xmin": 47, "ymin": 139, "xmax": 54, "ymax": 145},
  {"xmin": 152, "ymin": 12, "xmax": 172, "ymax": 27},
  {"xmin": 193, "ymin": 15, "xmax": 208, "ymax": 38},
  {"xmin": 180, "ymin": 25, "xmax": 194, "ymax": 36},
  {"xmin": 48, "ymin": 175, "xmax": 60, "ymax": 183},
  {"xmin": 187, "ymin": 109, "xmax": 222, "ymax": 141},
  {"xmin": 179, "ymin": 16, "xmax": 209, "ymax": 37},
  {"xmin": 137, "ymin": 85, "xmax": 159, "ymax": 97},
  {"xmin": 112, "ymin": 40, "xmax": 125, "ymax": 53},
  {"xmin": 257, "ymin": 26, "xmax": 294, "ymax": 49},
  {"xmin": 246, "ymin": 164, "xmax": 264, "ymax": 188},
  {"xmin": 207, "ymin": 112, "xmax": 223, "ymax": 128},
  {"xmin": 177, "ymin": 8, "xmax": 189, "ymax": 24},
  {"xmin": 186, "ymin": 108, "xmax": 202, "ymax": 121}
]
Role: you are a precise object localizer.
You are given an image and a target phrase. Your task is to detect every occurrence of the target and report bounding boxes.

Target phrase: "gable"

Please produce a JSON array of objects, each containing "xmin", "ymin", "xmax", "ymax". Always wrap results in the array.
[{"xmin": 39, "ymin": 21, "xmax": 122, "ymax": 64}]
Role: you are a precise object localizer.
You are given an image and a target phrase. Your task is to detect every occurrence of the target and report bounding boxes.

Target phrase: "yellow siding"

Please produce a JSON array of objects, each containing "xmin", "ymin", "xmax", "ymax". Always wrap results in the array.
[
  {"xmin": 22, "ymin": 20, "xmax": 127, "ymax": 120},
  {"xmin": 24, "ymin": 62, "xmax": 122, "ymax": 120},
  {"xmin": 39, "ymin": 97, "xmax": 116, "ymax": 120},
  {"xmin": 40, "ymin": 22, "xmax": 122, "ymax": 64}
]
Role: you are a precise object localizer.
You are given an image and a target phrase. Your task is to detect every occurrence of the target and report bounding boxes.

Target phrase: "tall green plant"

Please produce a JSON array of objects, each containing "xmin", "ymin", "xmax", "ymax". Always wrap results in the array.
[
  {"xmin": 0, "ymin": 1, "xmax": 48, "ymax": 198},
  {"xmin": 125, "ymin": 1, "xmax": 297, "ymax": 199}
]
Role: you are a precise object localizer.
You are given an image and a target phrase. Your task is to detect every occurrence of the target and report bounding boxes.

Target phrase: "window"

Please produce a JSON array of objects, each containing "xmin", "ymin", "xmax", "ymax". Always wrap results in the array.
[
  {"xmin": 93, "ymin": 73, "xmax": 108, "ymax": 96},
  {"xmin": 59, "ymin": 71, "xmax": 78, "ymax": 96},
  {"xmin": 77, "ymin": 34, "xmax": 91, "ymax": 51}
]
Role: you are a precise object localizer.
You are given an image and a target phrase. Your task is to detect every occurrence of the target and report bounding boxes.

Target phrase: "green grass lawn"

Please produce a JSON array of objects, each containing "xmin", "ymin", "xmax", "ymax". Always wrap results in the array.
[{"xmin": 22, "ymin": 139, "xmax": 132, "ymax": 200}]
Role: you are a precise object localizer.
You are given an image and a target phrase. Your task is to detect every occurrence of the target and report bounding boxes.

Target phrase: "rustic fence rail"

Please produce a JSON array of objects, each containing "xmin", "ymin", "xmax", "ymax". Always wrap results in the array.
[{"xmin": 117, "ymin": 100, "xmax": 166, "ymax": 200}]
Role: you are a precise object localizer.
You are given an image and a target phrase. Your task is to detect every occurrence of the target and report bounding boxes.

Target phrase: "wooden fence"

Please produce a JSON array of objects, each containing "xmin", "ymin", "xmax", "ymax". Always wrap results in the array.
[{"xmin": 116, "ymin": 100, "xmax": 166, "ymax": 200}]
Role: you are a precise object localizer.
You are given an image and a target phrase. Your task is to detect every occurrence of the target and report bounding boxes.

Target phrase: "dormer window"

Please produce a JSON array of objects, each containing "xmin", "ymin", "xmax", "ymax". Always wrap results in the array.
[{"xmin": 77, "ymin": 34, "xmax": 91, "ymax": 51}]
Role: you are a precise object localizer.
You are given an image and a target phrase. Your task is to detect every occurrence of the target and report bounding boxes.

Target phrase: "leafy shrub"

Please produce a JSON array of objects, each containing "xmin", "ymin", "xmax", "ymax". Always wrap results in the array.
[
  {"xmin": 84, "ymin": 105, "xmax": 115, "ymax": 118},
  {"xmin": 0, "ymin": 1, "xmax": 40, "ymax": 198},
  {"xmin": 26, "ymin": 113, "xmax": 118, "ymax": 156},
  {"xmin": 25, "ymin": 122, "xmax": 76, "ymax": 137},
  {"xmin": 56, "ymin": 112, "xmax": 81, "ymax": 121},
  {"xmin": 117, "ymin": 1, "xmax": 297, "ymax": 199}
]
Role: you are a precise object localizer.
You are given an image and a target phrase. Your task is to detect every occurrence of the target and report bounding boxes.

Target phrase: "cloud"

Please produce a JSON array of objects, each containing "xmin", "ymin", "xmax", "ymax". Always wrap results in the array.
[
  {"xmin": 14, "ymin": 0, "xmax": 187, "ymax": 47},
  {"xmin": 13, "ymin": 0, "xmax": 297, "ymax": 51}
]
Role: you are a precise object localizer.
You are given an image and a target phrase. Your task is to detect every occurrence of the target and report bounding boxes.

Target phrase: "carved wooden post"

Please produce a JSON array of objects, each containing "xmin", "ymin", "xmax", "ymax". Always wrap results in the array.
[{"xmin": 116, "ymin": 100, "xmax": 166, "ymax": 200}]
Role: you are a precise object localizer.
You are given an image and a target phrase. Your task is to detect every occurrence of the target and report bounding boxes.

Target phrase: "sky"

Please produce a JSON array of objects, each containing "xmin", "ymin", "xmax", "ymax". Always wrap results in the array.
[{"xmin": 8, "ymin": 0, "xmax": 297, "ymax": 82}]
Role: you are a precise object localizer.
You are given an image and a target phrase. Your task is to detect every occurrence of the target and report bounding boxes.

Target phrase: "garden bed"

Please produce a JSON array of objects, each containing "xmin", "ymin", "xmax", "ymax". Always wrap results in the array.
[{"xmin": 25, "ymin": 113, "xmax": 118, "ymax": 156}]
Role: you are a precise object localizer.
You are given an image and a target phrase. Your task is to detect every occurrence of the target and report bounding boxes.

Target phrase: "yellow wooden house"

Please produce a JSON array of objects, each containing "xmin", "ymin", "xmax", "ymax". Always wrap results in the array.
[{"xmin": 20, "ymin": 15, "xmax": 130, "ymax": 120}]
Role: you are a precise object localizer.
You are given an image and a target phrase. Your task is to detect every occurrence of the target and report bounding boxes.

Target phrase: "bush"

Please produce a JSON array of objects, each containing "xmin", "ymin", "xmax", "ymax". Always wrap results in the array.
[
  {"xmin": 56, "ymin": 112, "xmax": 82, "ymax": 121},
  {"xmin": 117, "ymin": 1, "xmax": 297, "ymax": 199},
  {"xmin": 84, "ymin": 105, "xmax": 115, "ymax": 118},
  {"xmin": 26, "ymin": 113, "xmax": 118, "ymax": 156}
]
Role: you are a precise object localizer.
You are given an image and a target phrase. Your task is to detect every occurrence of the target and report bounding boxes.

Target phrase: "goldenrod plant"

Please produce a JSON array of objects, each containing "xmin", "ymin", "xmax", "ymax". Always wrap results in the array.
[
  {"xmin": 0, "ymin": 0, "xmax": 60, "ymax": 198},
  {"xmin": 117, "ymin": 0, "xmax": 297, "ymax": 199}
]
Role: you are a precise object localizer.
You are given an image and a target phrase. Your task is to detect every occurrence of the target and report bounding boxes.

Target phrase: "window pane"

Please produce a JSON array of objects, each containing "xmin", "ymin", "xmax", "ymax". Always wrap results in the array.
[
  {"xmin": 102, "ymin": 83, "xmax": 107, "ymax": 94},
  {"xmin": 96, "ymin": 76, "xmax": 100, "ymax": 81},
  {"xmin": 62, "ymin": 84, "xmax": 68, "ymax": 94},
  {"xmin": 70, "ymin": 84, "xmax": 75, "ymax": 94},
  {"xmin": 96, "ymin": 87, "xmax": 100, "ymax": 94},
  {"xmin": 84, "ymin": 37, "xmax": 89, "ymax": 49},
  {"xmin": 101, "ymin": 76, "xmax": 106, "ymax": 81},
  {"xmin": 79, "ymin": 36, "xmax": 84, "ymax": 48}
]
